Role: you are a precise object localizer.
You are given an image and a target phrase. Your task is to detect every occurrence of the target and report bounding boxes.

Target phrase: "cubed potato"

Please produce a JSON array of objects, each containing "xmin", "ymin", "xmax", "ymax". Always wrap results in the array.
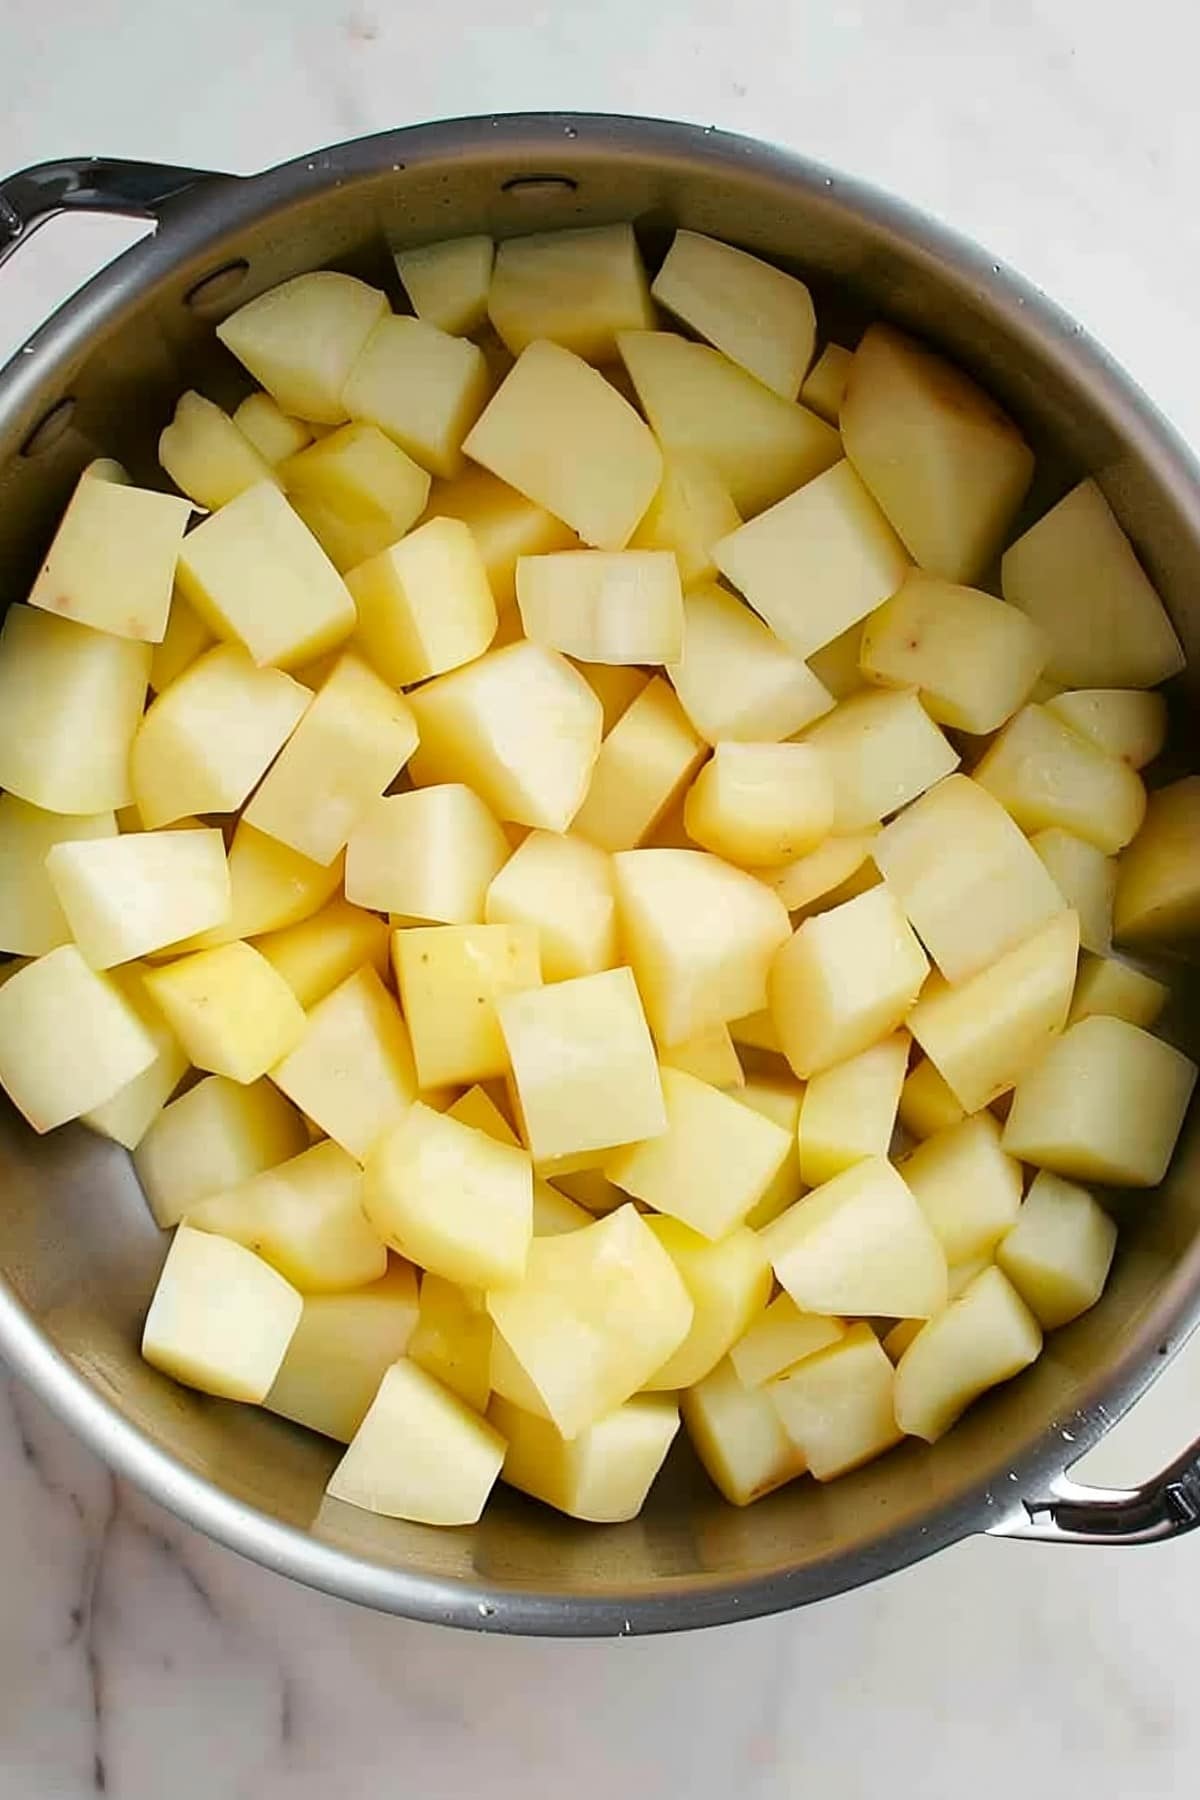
[
  {"xmin": 346, "ymin": 515, "xmax": 495, "ymax": 685},
  {"xmin": 573, "ymin": 663, "xmax": 648, "ymax": 734},
  {"xmin": 874, "ymin": 775, "xmax": 1067, "ymax": 984},
  {"xmin": 1045, "ymin": 688, "xmax": 1168, "ymax": 771},
  {"xmin": 132, "ymin": 644, "xmax": 311, "ymax": 828},
  {"xmin": 516, "ymin": 550, "xmax": 683, "ymax": 664},
  {"xmin": 45, "ymin": 827, "xmax": 230, "ymax": 968},
  {"xmin": 150, "ymin": 594, "xmax": 215, "ymax": 694},
  {"xmin": 729, "ymin": 1297, "xmax": 845, "ymax": 1389},
  {"xmin": 715, "ymin": 460, "xmax": 909, "ymax": 659},
  {"xmin": 605, "ymin": 1066, "xmax": 792, "ymax": 1240},
  {"xmin": 396, "ymin": 233, "xmax": 494, "ymax": 335},
  {"xmin": 244, "ymin": 654, "xmax": 418, "ymax": 865},
  {"xmin": 732, "ymin": 1073, "xmax": 806, "ymax": 1228},
  {"xmin": 1114, "ymin": 777, "xmax": 1200, "ymax": 948},
  {"xmin": 769, "ymin": 885, "xmax": 929, "ymax": 1079},
  {"xmin": 894, "ymin": 1265, "xmax": 1042, "ymax": 1441},
  {"xmin": 797, "ymin": 1032, "xmax": 908, "ymax": 1187},
  {"xmin": 280, "ymin": 422, "xmax": 432, "ymax": 571},
  {"xmin": 974, "ymin": 704, "xmax": 1146, "ymax": 855},
  {"xmin": 364, "ymin": 1101, "xmax": 531, "ymax": 1287},
  {"xmin": 407, "ymin": 1273, "xmax": 493, "ymax": 1410},
  {"xmin": 0, "ymin": 946, "xmax": 158, "ymax": 1132},
  {"xmin": 532, "ymin": 1184, "xmax": 592, "ymax": 1235},
  {"xmin": 188, "ymin": 1139, "xmax": 387, "ymax": 1293},
  {"xmin": 667, "ymin": 583, "xmax": 834, "ymax": 745},
  {"xmin": 497, "ymin": 966, "xmax": 665, "ymax": 1166},
  {"xmin": 897, "ymin": 1112, "xmax": 1023, "ymax": 1264},
  {"xmin": 174, "ymin": 823, "xmax": 344, "ymax": 954},
  {"xmin": 408, "ymin": 641, "xmax": 603, "ymax": 832},
  {"xmin": 0, "ymin": 606, "xmax": 150, "ymax": 813},
  {"xmin": 418, "ymin": 466, "xmax": 576, "ymax": 609},
  {"xmin": 253, "ymin": 897, "xmax": 390, "ymax": 1009},
  {"xmin": 907, "ymin": 909, "xmax": 1080, "ymax": 1113},
  {"xmin": 800, "ymin": 343, "xmax": 853, "ymax": 423},
  {"xmin": 28, "ymin": 468, "xmax": 191, "ymax": 642},
  {"xmin": 1032, "ymin": 828, "xmax": 1116, "ymax": 956},
  {"xmin": 326, "ymin": 1358, "xmax": 505, "ymax": 1524},
  {"xmin": 799, "ymin": 688, "xmax": 959, "ymax": 831},
  {"xmin": 346, "ymin": 786, "xmax": 508, "ymax": 924},
  {"xmin": 547, "ymin": 1167, "xmax": 628, "ymax": 1216},
  {"xmin": 762, "ymin": 1156, "xmax": 947, "ymax": 1318},
  {"xmin": 177, "ymin": 481, "xmax": 356, "ymax": 670},
  {"xmin": 859, "ymin": 572, "xmax": 1047, "ymax": 734},
  {"xmin": 0, "ymin": 797, "xmax": 117, "ymax": 956},
  {"xmin": 233, "ymin": 391, "xmax": 314, "ymax": 466},
  {"xmin": 806, "ymin": 618, "xmax": 867, "ymax": 701},
  {"xmin": 629, "ymin": 454, "xmax": 741, "ymax": 587},
  {"xmin": 143, "ymin": 941, "xmax": 305, "ymax": 1083},
  {"xmin": 80, "ymin": 965, "xmax": 189, "ymax": 1151},
  {"xmin": 841, "ymin": 322, "xmax": 1034, "ymax": 583},
  {"xmin": 651, "ymin": 230, "xmax": 816, "ymax": 398},
  {"xmin": 572, "ymin": 678, "xmax": 706, "ymax": 852},
  {"xmin": 491, "ymin": 1392, "xmax": 678, "ymax": 1522},
  {"xmin": 762, "ymin": 829, "xmax": 879, "ymax": 915},
  {"xmin": 266, "ymin": 1261, "xmax": 419, "ymax": 1441},
  {"xmin": 269, "ymin": 967, "xmax": 417, "ymax": 1161},
  {"xmin": 767, "ymin": 1322, "xmax": 902, "ymax": 1480},
  {"xmin": 1002, "ymin": 1014, "xmax": 1197, "ymax": 1186},
  {"xmin": 681, "ymin": 1356, "xmax": 806, "ymax": 1505},
  {"xmin": 486, "ymin": 1204, "xmax": 692, "ymax": 1439},
  {"xmin": 897, "ymin": 1057, "xmax": 966, "ymax": 1141},
  {"xmin": 996, "ymin": 1170, "xmax": 1116, "ymax": 1332},
  {"xmin": 660, "ymin": 1022, "xmax": 744, "ymax": 1089},
  {"xmin": 488, "ymin": 224, "xmax": 654, "ymax": 363},
  {"xmin": 1001, "ymin": 479, "xmax": 1184, "ymax": 687},
  {"xmin": 618, "ymin": 329, "xmax": 840, "ymax": 517},
  {"xmin": 614, "ymin": 847, "xmax": 792, "ymax": 1047},
  {"xmin": 216, "ymin": 271, "xmax": 388, "ymax": 423},
  {"xmin": 142, "ymin": 1225, "xmax": 301, "ymax": 1403},
  {"xmin": 485, "ymin": 830, "xmax": 616, "ymax": 983},
  {"xmin": 684, "ymin": 742, "xmax": 834, "ymax": 867},
  {"xmin": 464, "ymin": 340, "xmax": 662, "ymax": 551},
  {"xmin": 1067, "ymin": 952, "xmax": 1168, "ymax": 1030},
  {"xmin": 159, "ymin": 390, "xmax": 279, "ymax": 512},
  {"xmin": 445, "ymin": 1084, "xmax": 519, "ymax": 1144},
  {"xmin": 641, "ymin": 1217, "xmax": 771, "ymax": 1389},
  {"xmin": 394, "ymin": 922, "xmax": 541, "ymax": 1091},
  {"xmin": 342, "ymin": 314, "xmax": 489, "ymax": 480},
  {"xmin": 134, "ymin": 1074, "xmax": 307, "ymax": 1228}
]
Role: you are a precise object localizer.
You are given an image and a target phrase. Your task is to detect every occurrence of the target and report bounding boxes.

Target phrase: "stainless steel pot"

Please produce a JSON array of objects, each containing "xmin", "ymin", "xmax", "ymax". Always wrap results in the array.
[{"xmin": 1, "ymin": 115, "xmax": 1199, "ymax": 1635}]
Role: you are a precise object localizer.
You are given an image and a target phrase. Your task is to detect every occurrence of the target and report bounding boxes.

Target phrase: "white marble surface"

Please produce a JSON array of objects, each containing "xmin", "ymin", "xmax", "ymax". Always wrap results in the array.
[{"xmin": 3, "ymin": 1, "xmax": 1200, "ymax": 1794}]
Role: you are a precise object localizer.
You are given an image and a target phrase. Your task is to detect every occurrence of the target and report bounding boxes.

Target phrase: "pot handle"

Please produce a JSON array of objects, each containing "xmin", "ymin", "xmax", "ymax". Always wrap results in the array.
[
  {"xmin": 989, "ymin": 1433, "xmax": 1200, "ymax": 1544},
  {"xmin": 0, "ymin": 157, "xmax": 229, "ymax": 271}
]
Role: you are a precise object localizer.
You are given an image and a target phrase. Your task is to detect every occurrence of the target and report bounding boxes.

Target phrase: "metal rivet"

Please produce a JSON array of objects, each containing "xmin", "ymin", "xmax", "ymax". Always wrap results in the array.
[
  {"xmin": 21, "ymin": 397, "xmax": 76, "ymax": 457},
  {"xmin": 184, "ymin": 259, "xmax": 250, "ymax": 312},
  {"xmin": 500, "ymin": 174, "xmax": 579, "ymax": 197}
]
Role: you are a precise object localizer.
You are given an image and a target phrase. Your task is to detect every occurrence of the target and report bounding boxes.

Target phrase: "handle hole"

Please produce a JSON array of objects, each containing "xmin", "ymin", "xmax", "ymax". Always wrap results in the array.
[
  {"xmin": 184, "ymin": 259, "xmax": 250, "ymax": 312},
  {"xmin": 499, "ymin": 175, "xmax": 579, "ymax": 198}
]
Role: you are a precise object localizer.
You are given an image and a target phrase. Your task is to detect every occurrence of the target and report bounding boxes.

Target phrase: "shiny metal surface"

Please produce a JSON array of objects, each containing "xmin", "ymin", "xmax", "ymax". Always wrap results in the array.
[{"xmin": 0, "ymin": 114, "xmax": 1199, "ymax": 1633}]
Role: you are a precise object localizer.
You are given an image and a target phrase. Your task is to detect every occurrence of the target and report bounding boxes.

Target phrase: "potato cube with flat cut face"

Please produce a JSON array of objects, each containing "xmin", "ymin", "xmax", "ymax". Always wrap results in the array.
[
  {"xmin": 396, "ymin": 234, "xmax": 494, "ymax": 335},
  {"xmin": 715, "ymin": 460, "xmax": 910, "ymax": 659},
  {"xmin": 143, "ymin": 941, "xmax": 305, "ymax": 1084},
  {"xmin": 464, "ymin": 341, "xmax": 662, "ymax": 551},
  {"xmin": 280, "ymin": 422, "xmax": 432, "ymax": 572},
  {"xmin": 996, "ymin": 1171, "xmax": 1117, "ymax": 1330},
  {"xmin": 1114, "ymin": 776, "xmax": 1200, "ymax": 948},
  {"xmin": 408, "ymin": 642, "xmax": 603, "ymax": 833},
  {"xmin": 0, "ymin": 606, "xmax": 150, "ymax": 814},
  {"xmin": 418, "ymin": 466, "xmax": 576, "ymax": 610},
  {"xmin": 134, "ymin": 1075, "xmax": 308, "ymax": 1228},
  {"xmin": 797, "ymin": 1032, "xmax": 909, "ymax": 1188},
  {"xmin": 346, "ymin": 515, "xmax": 496, "ymax": 687},
  {"xmin": 0, "ymin": 797, "xmax": 118, "ymax": 957},
  {"xmin": 150, "ymin": 594, "xmax": 215, "ymax": 694},
  {"xmin": 394, "ymin": 923, "xmax": 541, "ymax": 1090},
  {"xmin": 46, "ymin": 828, "xmax": 230, "ymax": 968},
  {"xmin": 326, "ymin": 1359, "xmax": 506, "ymax": 1524},
  {"xmin": 488, "ymin": 224, "xmax": 655, "ymax": 363},
  {"xmin": 630, "ymin": 454, "xmax": 741, "ymax": 587},
  {"xmin": 570, "ymin": 663, "xmax": 648, "ymax": 734},
  {"xmin": 667, "ymin": 583, "xmax": 834, "ymax": 745},
  {"xmin": 159, "ymin": 390, "xmax": 279, "ymax": 512},
  {"xmin": 897, "ymin": 1057, "xmax": 966, "ymax": 1141},
  {"xmin": 801, "ymin": 343, "xmax": 853, "ymax": 423},
  {"xmin": 894, "ymin": 1265, "xmax": 1042, "ymax": 1442},
  {"xmin": 841, "ymin": 322, "xmax": 1034, "ymax": 584},
  {"xmin": 484, "ymin": 830, "xmax": 616, "ymax": 983},
  {"xmin": 266, "ymin": 1261, "xmax": 419, "ymax": 1442},
  {"xmin": 173, "ymin": 824, "xmax": 343, "ymax": 956},
  {"xmin": 684, "ymin": 742, "xmax": 834, "ymax": 867},
  {"xmin": 806, "ymin": 618, "xmax": 867, "ymax": 700},
  {"xmin": 28, "ymin": 468, "xmax": 191, "ymax": 642},
  {"xmin": 516, "ymin": 550, "xmax": 683, "ymax": 665},
  {"xmin": 342, "ymin": 315, "xmax": 490, "ymax": 480},
  {"xmin": 1002, "ymin": 1014, "xmax": 1197, "ymax": 1187},
  {"xmin": 269, "ymin": 966, "xmax": 417, "ymax": 1162},
  {"xmin": 762, "ymin": 829, "xmax": 879, "ymax": 916},
  {"xmin": 729, "ymin": 1297, "xmax": 846, "ymax": 1390},
  {"xmin": 897, "ymin": 1112, "xmax": 1023, "ymax": 1265},
  {"xmin": 660, "ymin": 1022, "xmax": 744, "ymax": 1090},
  {"xmin": 1046, "ymin": 688, "xmax": 1168, "ymax": 771},
  {"xmin": 142, "ymin": 1226, "xmax": 302, "ymax": 1404},
  {"xmin": 216, "ymin": 271, "xmax": 388, "ymax": 424},
  {"xmin": 642, "ymin": 1218, "xmax": 771, "ymax": 1390},
  {"xmin": 1067, "ymin": 953, "xmax": 1168, "ymax": 1031},
  {"xmin": 681, "ymin": 1356, "xmax": 806, "ymax": 1506},
  {"xmin": 1031, "ymin": 828, "xmax": 1116, "ymax": 956},
  {"xmin": 732, "ymin": 1074, "xmax": 806, "ymax": 1228},
  {"xmin": 233, "ymin": 392, "xmax": 314, "ymax": 466},
  {"xmin": 975, "ymin": 704, "xmax": 1146, "ymax": 855},
  {"xmin": 799, "ymin": 688, "xmax": 959, "ymax": 832},
  {"xmin": 132, "ymin": 645, "xmax": 311, "ymax": 829},
  {"xmin": 493, "ymin": 1393, "xmax": 679, "ymax": 1523},
  {"xmin": 573, "ymin": 678, "xmax": 706, "ymax": 853},
  {"xmin": 253, "ymin": 897, "xmax": 390, "ymax": 1010},
  {"xmin": 769, "ymin": 885, "xmax": 929, "ymax": 1080},
  {"xmin": 0, "ymin": 946, "xmax": 158, "ymax": 1132},
  {"xmin": 652, "ymin": 230, "xmax": 816, "ymax": 398},
  {"xmin": 407, "ymin": 1273, "xmax": 493, "ymax": 1411},
  {"xmin": 346, "ymin": 786, "xmax": 509, "ymax": 924},
  {"xmin": 767, "ymin": 1323, "xmax": 902, "ymax": 1481}
]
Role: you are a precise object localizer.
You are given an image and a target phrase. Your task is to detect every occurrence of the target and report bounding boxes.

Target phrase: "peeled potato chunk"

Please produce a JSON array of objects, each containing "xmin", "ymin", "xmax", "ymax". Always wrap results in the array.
[
  {"xmin": 149, "ymin": 595, "xmax": 214, "ymax": 694},
  {"xmin": 345, "ymin": 785, "xmax": 509, "ymax": 924},
  {"xmin": 762, "ymin": 829, "xmax": 879, "ymax": 916},
  {"xmin": 630, "ymin": 454, "xmax": 741, "ymax": 587},
  {"xmin": 342, "ymin": 314, "xmax": 490, "ymax": 480},
  {"xmin": 642, "ymin": 1217, "xmax": 772, "ymax": 1390},
  {"xmin": 407, "ymin": 1273, "xmax": 493, "ymax": 1411},
  {"xmin": 767, "ymin": 1322, "xmax": 902, "ymax": 1481},
  {"xmin": 1067, "ymin": 953, "xmax": 1168, "ymax": 1031},
  {"xmin": 897, "ymin": 1056, "xmax": 966, "ymax": 1141},
  {"xmin": 974, "ymin": 703, "xmax": 1146, "ymax": 855},
  {"xmin": 394, "ymin": 922, "xmax": 541, "ymax": 1090},
  {"xmin": 417, "ymin": 466, "xmax": 576, "ymax": 610},
  {"xmin": 516, "ymin": 550, "xmax": 683, "ymax": 665},
  {"xmin": 269, "ymin": 966, "xmax": 418, "ymax": 1162},
  {"xmin": 728, "ymin": 1297, "xmax": 846, "ymax": 1391},
  {"xmin": 897, "ymin": 1112, "xmax": 1023, "ymax": 1265},
  {"xmin": 1031, "ymin": 828, "xmax": 1116, "ymax": 956},
  {"xmin": 281, "ymin": 422, "xmax": 432, "ymax": 572},
  {"xmin": 660, "ymin": 1022, "xmax": 744, "ymax": 1090},
  {"xmin": 142, "ymin": 1225, "xmax": 302, "ymax": 1404},
  {"xmin": 488, "ymin": 224, "xmax": 655, "ymax": 363},
  {"xmin": 485, "ymin": 830, "xmax": 616, "ymax": 983},
  {"xmin": 667, "ymin": 582, "xmax": 833, "ymax": 744},
  {"xmin": 346, "ymin": 515, "xmax": 495, "ymax": 686},
  {"xmin": 143, "ymin": 941, "xmax": 306, "ymax": 1084},
  {"xmin": 800, "ymin": 343, "xmax": 852, "ymax": 423},
  {"xmin": 651, "ymin": 229, "xmax": 816, "ymax": 399},
  {"xmin": 134, "ymin": 1074, "xmax": 307, "ymax": 1229},
  {"xmin": 797, "ymin": 1032, "xmax": 909, "ymax": 1188},
  {"xmin": 1113, "ymin": 776, "xmax": 1200, "ymax": 949},
  {"xmin": 492, "ymin": 1391, "xmax": 680, "ymax": 1523},
  {"xmin": 684, "ymin": 742, "xmax": 834, "ymax": 867},
  {"xmin": 1045, "ymin": 688, "xmax": 1168, "ymax": 770},
  {"xmin": 216, "ymin": 271, "xmax": 388, "ymax": 424},
  {"xmin": 159, "ymin": 390, "xmax": 279, "ymax": 513},
  {"xmin": 396, "ymin": 233, "xmax": 494, "ymax": 335},
  {"xmin": 996, "ymin": 1170, "xmax": 1117, "ymax": 1331},
  {"xmin": 78, "ymin": 964, "xmax": 188, "ymax": 1152},
  {"xmin": 731, "ymin": 1073, "xmax": 806, "ymax": 1228},
  {"xmin": 45, "ymin": 827, "xmax": 229, "ymax": 969},
  {"xmin": 233, "ymin": 391, "xmax": 313, "ymax": 466},
  {"xmin": 326, "ymin": 1359, "xmax": 505, "ymax": 1525},
  {"xmin": 893, "ymin": 1265, "xmax": 1042, "ymax": 1443},
  {"xmin": 266, "ymin": 1261, "xmax": 419, "ymax": 1442},
  {"xmin": 0, "ymin": 946, "xmax": 158, "ymax": 1133},
  {"xmin": 681, "ymin": 1356, "xmax": 806, "ymax": 1506},
  {"xmin": 253, "ymin": 896, "xmax": 390, "ymax": 1010},
  {"xmin": 28, "ymin": 467, "xmax": 191, "ymax": 643},
  {"xmin": 572, "ymin": 677, "xmax": 706, "ymax": 853},
  {"xmin": 179, "ymin": 822, "xmax": 344, "ymax": 948},
  {"xmin": 801, "ymin": 688, "xmax": 959, "ymax": 832},
  {"xmin": 0, "ymin": 797, "xmax": 118, "ymax": 957}
]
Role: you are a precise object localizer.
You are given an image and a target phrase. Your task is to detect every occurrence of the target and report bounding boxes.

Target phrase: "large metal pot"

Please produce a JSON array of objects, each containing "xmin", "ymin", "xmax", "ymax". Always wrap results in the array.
[{"xmin": 1, "ymin": 114, "xmax": 1198, "ymax": 1635}]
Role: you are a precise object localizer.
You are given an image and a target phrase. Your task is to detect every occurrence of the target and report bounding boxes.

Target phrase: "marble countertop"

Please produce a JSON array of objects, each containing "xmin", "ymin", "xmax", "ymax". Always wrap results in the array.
[{"xmin": 3, "ymin": 1, "xmax": 1200, "ymax": 1794}]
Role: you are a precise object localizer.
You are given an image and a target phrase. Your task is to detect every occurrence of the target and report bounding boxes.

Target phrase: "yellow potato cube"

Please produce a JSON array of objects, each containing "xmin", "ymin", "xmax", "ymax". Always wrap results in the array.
[
  {"xmin": 347, "ymin": 515, "xmax": 495, "ymax": 685},
  {"xmin": 1067, "ymin": 952, "xmax": 1168, "ymax": 1030},
  {"xmin": 629, "ymin": 453, "xmax": 741, "ymax": 587},
  {"xmin": 341, "ymin": 314, "xmax": 489, "ymax": 480},
  {"xmin": 233, "ymin": 391, "xmax": 314, "ymax": 466},
  {"xmin": 464, "ymin": 340, "xmax": 662, "ymax": 550},
  {"xmin": 996, "ymin": 1171, "xmax": 1117, "ymax": 1331},
  {"xmin": 269, "ymin": 966, "xmax": 417, "ymax": 1161},
  {"xmin": 907, "ymin": 909, "xmax": 1080, "ymax": 1113},
  {"xmin": 975, "ymin": 704, "xmax": 1146, "ymax": 854},
  {"xmin": 394, "ymin": 923, "xmax": 541, "ymax": 1089},
  {"xmin": 1032, "ymin": 828, "xmax": 1116, "ymax": 955},
  {"xmin": 396, "ymin": 233, "xmax": 494, "ymax": 335},
  {"xmin": 668, "ymin": 582, "xmax": 833, "ymax": 745},
  {"xmin": 841, "ymin": 322, "xmax": 1034, "ymax": 583},
  {"xmin": 150, "ymin": 593, "xmax": 215, "ymax": 694},
  {"xmin": 0, "ymin": 797, "xmax": 117, "ymax": 956},
  {"xmin": 266, "ymin": 1261, "xmax": 419, "ymax": 1441},
  {"xmin": 484, "ymin": 830, "xmax": 616, "ymax": 983},
  {"xmin": 142, "ymin": 1225, "xmax": 301, "ymax": 1404},
  {"xmin": 762, "ymin": 829, "xmax": 879, "ymax": 915},
  {"xmin": 407, "ymin": 1273, "xmax": 493, "ymax": 1411},
  {"xmin": 488, "ymin": 223, "xmax": 654, "ymax": 362},
  {"xmin": 767, "ymin": 1322, "xmax": 902, "ymax": 1480},
  {"xmin": 346, "ymin": 786, "xmax": 508, "ymax": 924},
  {"xmin": 491, "ymin": 1392, "xmax": 678, "ymax": 1522},
  {"xmin": 715, "ymin": 460, "xmax": 910, "ymax": 658},
  {"xmin": 77, "ymin": 962, "xmax": 188, "ymax": 1150},
  {"xmin": 800, "ymin": 688, "xmax": 959, "ymax": 831},
  {"xmin": 244, "ymin": 653, "xmax": 418, "ymax": 864},
  {"xmin": 1046, "ymin": 687, "xmax": 1168, "ymax": 771},
  {"xmin": 684, "ymin": 742, "xmax": 834, "ymax": 867},
  {"xmin": 1114, "ymin": 776, "xmax": 1200, "ymax": 948},
  {"xmin": 419, "ymin": 465, "xmax": 576, "ymax": 609},
  {"xmin": 800, "ymin": 342, "xmax": 853, "ymax": 423},
  {"xmin": 732, "ymin": 1073, "xmax": 806, "ymax": 1228},
  {"xmin": 253, "ymin": 897, "xmax": 390, "ymax": 1008},
  {"xmin": 806, "ymin": 617, "xmax": 868, "ymax": 700},
  {"xmin": 281, "ymin": 422, "xmax": 432, "ymax": 571},
  {"xmin": 729, "ymin": 1297, "xmax": 845, "ymax": 1390},
  {"xmin": 1001, "ymin": 479, "xmax": 1183, "ymax": 687},
  {"xmin": 660, "ymin": 1022, "xmax": 744, "ymax": 1090},
  {"xmin": 159, "ymin": 390, "xmax": 279, "ymax": 511},
  {"xmin": 0, "ymin": 606, "xmax": 150, "ymax": 813},
  {"xmin": 681, "ymin": 1356, "xmax": 806, "ymax": 1505},
  {"xmin": 134, "ymin": 1074, "xmax": 307, "ymax": 1227},
  {"xmin": 762, "ymin": 1156, "xmax": 947, "ymax": 1319},
  {"xmin": 143, "ymin": 941, "xmax": 305, "ymax": 1083},
  {"xmin": 532, "ymin": 1184, "xmax": 591, "ymax": 1235},
  {"xmin": 769, "ymin": 885, "xmax": 929, "ymax": 1079},
  {"xmin": 652, "ymin": 229, "xmax": 815, "ymax": 398},
  {"xmin": 45, "ymin": 827, "xmax": 230, "ymax": 968},
  {"xmin": 516, "ymin": 549, "xmax": 682, "ymax": 665},
  {"xmin": 326, "ymin": 1358, "xmax": 505, "ymax": 1524},
  {"xmin": 572, "ymin": 677, "xmax": 706, "ymax": 853},
  {"xmin": 216, "ymin": 271, "xmax": 388, "ymax": 423},
  {"xmin": 897, "ymin": 1057, "xmax": 966, "ymax": 1141},
  {"xmin": 894, "ymin": 1265, "xmax": 1042, "ymax": 1441},
  {"xmin": 0, "ymin": 946, "xmax": 157, "ymax": 1132},
  {"xmin": 570, "ymin": 662, "xmax": 647, "ymax": 735},
  {"xmin": 642, "ymin": 1217, "xmax": 772, "ymax": 1389},
  {"xmin": 28, "ymin": 468, "xmax": 191, "ymax": 642},
  {"xmin": 1002, "ymin": 1014, "xmax": 1196, "ymax": 1187},
  {"xmin": 897, "ymin": 1112, "xmax": 1023, "ymax": 1265},
  {"xmin": 173, "ymin": 824, "xmax": 343, "ymax": 953},
  {"xmin": 798, "ymin": 1032, "xmax": 909, "ymax": 1187}
]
